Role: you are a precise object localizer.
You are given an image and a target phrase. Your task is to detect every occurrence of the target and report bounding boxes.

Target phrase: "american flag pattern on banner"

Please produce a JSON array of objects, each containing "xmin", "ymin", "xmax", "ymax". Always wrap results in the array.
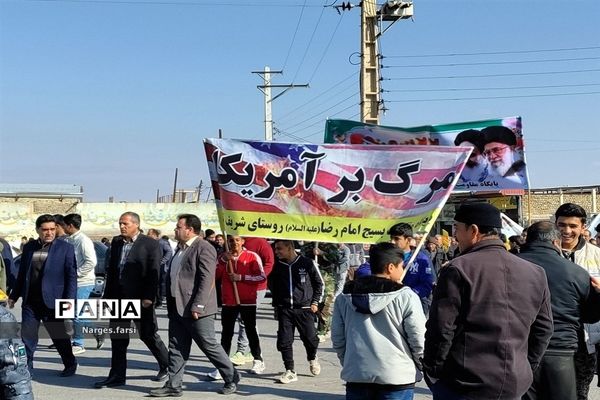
[{"xmin": 204, "ymin": 139, "xmax": 471, "ymax": 220}]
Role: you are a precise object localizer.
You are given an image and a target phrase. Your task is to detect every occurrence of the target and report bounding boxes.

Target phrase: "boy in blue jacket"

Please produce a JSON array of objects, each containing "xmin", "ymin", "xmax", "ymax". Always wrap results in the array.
[{"xmin": 389, "ymin": 223, "xmax": 435, "ymax": 315}]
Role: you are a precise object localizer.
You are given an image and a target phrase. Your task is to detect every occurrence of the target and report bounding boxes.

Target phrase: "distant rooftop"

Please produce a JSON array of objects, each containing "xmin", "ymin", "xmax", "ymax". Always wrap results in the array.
[{"xmin": 0, "ymin": 183, "xmax": 83, "ymax": 199}]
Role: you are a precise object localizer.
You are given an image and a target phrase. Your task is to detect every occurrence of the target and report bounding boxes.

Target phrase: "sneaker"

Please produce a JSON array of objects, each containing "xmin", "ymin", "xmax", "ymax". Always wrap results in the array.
[
  {"xmin": 219, "ymin": 370, "xmax": 240, "ymax": 395},
  {"xmin": 309, "ymin": 357, "xmax": 321, "ymax": 376},
  {"xmin": 207, "ymin": 369, "xmax": 223, "ymax": 381},
  {"xmin": 230, "ymin": 351, "xmax": 250, "ymax": 366},
  {"xmin": 317, "ymin": 332, "xmax": 330, "ymax": 343},
  {"xmin": 250, "ymin": 360, "xmax": 265, "ymax": 375},
  {"xmin": 278, "ymin": 370, "xmax": 298, "ymax": 384},
  {"xmin": 95, "ymin": 333, "xmax": 105, "ymax": 350},
  {"xmin": 71, "ymin": 345, "xmax": 86, "ymax": 355}
]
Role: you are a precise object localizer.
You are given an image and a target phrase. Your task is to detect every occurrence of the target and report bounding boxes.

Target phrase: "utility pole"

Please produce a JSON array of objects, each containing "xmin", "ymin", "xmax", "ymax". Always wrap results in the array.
[
  {"xmin": 337, "ymin": 1, "xmax": 413, "ymax": 124},
  {"xmin": 172, "ymin": 168, "xmax": 178, "ymax": 203},
  {"xmin": 360, "ymin": 0, "xmax": 380, "ymax": 125},
  {"xmin": 253, "ymin": 66, "xmax": 308, "ymax": 141}
]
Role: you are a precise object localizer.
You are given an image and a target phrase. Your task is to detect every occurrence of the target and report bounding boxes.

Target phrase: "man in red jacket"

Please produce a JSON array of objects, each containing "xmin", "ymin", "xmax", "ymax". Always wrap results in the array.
[
  {"xmin": 215, "ymin": 235, "xmax": 266, "ymax": 375},
  {"xmin": 228, "ymin": 237, "xmax": 274, "ymax": 367}
]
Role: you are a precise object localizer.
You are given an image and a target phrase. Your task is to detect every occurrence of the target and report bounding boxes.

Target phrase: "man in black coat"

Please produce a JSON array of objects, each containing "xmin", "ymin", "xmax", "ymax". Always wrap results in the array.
[
  {"xmin": 8, "ymin": 214, "xmax": 78, "ymax": 377},
  {"xmin": 519, "ymin": 221, "xmax": 600, "ymax": 400},
  {"xmin": 94, "ymin": 212, "xmax": 169, "ymax": 388},
  {"xmin": 423, "ymin": 203, "xmax": 553, "ymax": 400}
]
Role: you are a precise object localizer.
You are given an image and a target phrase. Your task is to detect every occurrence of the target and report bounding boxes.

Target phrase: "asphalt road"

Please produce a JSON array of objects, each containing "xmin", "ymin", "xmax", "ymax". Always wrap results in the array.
[{"xmin": 16, "ymin": 300, "xmax": 600, "ymax": 400}]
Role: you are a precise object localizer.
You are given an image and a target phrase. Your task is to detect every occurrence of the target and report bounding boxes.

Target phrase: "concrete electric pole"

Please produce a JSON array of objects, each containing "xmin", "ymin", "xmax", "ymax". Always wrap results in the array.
[
  {"xmin": 360, "ymin": 0, "xmax": 380, "ymax": 125},
  {"xmin": 344, "ymin": 0, "xmax": 413, "ymax": 124},
  {"xmin": 252, "ymin": 66, "xmax": 308, "ymax": 141}
]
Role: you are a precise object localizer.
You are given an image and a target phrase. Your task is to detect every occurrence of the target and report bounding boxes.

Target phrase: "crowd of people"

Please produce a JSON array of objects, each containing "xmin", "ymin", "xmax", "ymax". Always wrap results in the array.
[{"xmin": 1, "ymin": 202, "xmax": 600, "ymax": 399}]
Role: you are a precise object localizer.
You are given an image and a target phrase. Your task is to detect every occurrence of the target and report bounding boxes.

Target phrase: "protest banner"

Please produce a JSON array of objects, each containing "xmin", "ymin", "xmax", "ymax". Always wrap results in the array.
[
  {"xmin": 324, "ymin": 116, "xmax": 528, "ymax": 191},
  {"xmin": 204, "ymin": 139, "xmax": 471, "ymax": 244}
]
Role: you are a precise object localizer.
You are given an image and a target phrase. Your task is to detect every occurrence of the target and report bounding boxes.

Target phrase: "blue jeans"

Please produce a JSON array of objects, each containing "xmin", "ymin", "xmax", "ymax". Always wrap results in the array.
[
  {"xmin": 428, "ymin": 379, "xmax": 469, "ymax": 400},
  {"xmin": 346, "ymin": 382, "xmax": 414, "ymax": 400},
  {"xmin": 72, "ymin": 284, "xmax": 94, "ymax": 347}
]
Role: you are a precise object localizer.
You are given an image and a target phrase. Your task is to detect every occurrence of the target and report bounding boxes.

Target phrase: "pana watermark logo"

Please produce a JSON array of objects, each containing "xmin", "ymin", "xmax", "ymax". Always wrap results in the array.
[{"xmin": 55, "ymin": 299, "xmax": 142, "ymax": 319}]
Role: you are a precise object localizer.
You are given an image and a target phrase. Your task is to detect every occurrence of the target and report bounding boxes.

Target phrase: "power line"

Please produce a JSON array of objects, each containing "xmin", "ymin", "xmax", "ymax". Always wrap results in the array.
[
  {"xmin": 293, "ymin": 109, "xmax": 361, "ymax": 141},
  {"xmin": 277, "ymin": 71, "xmax": 358, "ymax": 121},
  {"xmin": 291, "ymin": 0, "xmax": 327, "ymax": 83},
  {"xmin": 22, "ymin": 0, "xmax": 322, "ymax": 6},
  {"xmin": 382, "ymin": 83, "xmax": 600, "ymax": 93},
  {"xmin": 283, "ymin": 102, "xmax": 360, "ymax": 139},
  {"xmin": 281, "ymin": 0, "xmax": 308, "ymax": 73},
  {"xmin": 385, "ymin": 91, "xmax": 600, "ymax": 103},
  {"xmin": 383, "ymin": 68, "xmax": 600, "ymax": 81},
  {"xmin": 278, "ymin": 79, "xmax": 356, "ymax": 125},
  {"xmin": 283, "ymin": 96, "xmax": 359, "ymax": 135},
  {"xmin": 383, "ymin": 46, "xmax": 600, "ymax": 58},
  {"xmin": 279, "ymin": 91, "xmax": 358, "ymax": 132},
  {"xmin": 381, "ymin": 56, "xmax": 600, "ymax": 69},
  {"xmin": 307, "ymin": 12, "xmax": 345, "ymax": 84}
]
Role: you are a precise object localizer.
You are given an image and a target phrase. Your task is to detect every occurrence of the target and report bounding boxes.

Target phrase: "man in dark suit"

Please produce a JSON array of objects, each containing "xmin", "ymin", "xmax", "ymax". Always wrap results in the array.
[
  {"xmin": 8, "ymin": 214, "xmax": 78, "ymax": 377},
  {"xmin": 149, "ymin": 214, "xmax": 239, "ymax": 397},
  {"xmin": 94, "ymin": 212, "xmax": 169, "ymax": 388}
]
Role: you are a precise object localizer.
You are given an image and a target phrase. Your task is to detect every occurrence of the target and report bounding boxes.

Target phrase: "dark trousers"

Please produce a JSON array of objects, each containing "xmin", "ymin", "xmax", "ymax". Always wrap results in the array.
[
  {"xmin": 574, "ymin": 343, "xmax": 596, "ymax": 400},
  {"xmin": 220, "ymin": 306, "xmax": 262, "ymax": 361},
  {"xmin": 166, "ymin": 299, "xmax": 236, "ymax": 388},
  {"xmin": 522, "ymin": 350, "xmax": 577, "ymax": 400},
  {"xmin": 108, "ymin": 304, "xmax": 169, "ymax": 379},
  {"xmin": 276, "ymin": 307, "xmax": 318, "ymax": 371},
  {"xmin": 21, "ymin": 303, "xmax": 76, "ymax": 371},
  {"xmin": 158, "ymin": 267, "xmax": 167, "ymax": 302}
]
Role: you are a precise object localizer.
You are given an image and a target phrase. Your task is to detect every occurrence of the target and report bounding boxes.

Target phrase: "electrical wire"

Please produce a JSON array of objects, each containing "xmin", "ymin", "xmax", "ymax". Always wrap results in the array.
[
  {"xmin": 383, "ymin": 46, "xmax": 600, "ymax": 58},
  {"xmin": 276, "ymin": 71, "xmax": 357, "ymax": 121},
  {"xmin": 285, "ymin": 102, "xmax": 359, "ymax": 138},
  {"xmin": 383, "ymin": 68, "xmax": 600, "ymax": 81},
  {"xmin": 278, "ymin": 91, "xmax": 358, "ymax": 132},
  {"xmin": 291, "ymin": 0, "xmax": 328, "ymax": 83},
  {"xmin": 381, "ymin": 83, "xmax": 600, "ymax": 93},
  {"xmin": 291, "ymin": 109, "xmax": 361, "ymax": 141},
  {"xmin": 281, "ymin": 0, "xmax": 308, "ymax": 73},
  {"xmin": 381, "ymin": 56, "xmax": 600, "ymax": 69},
  {"xmin": 307, "ymin": 12, "xmax": 345, "ymax": 84},
  {"xmin": 278, "ymin": 78, "xmax": 357, "ymax": 125},
  {"xmin": 385, "ymin": 91, "xmax": 600, "ymax": 103},
  {"xmin": 22, "ymin": 0, "xmax": 321, "ymax": 6}
]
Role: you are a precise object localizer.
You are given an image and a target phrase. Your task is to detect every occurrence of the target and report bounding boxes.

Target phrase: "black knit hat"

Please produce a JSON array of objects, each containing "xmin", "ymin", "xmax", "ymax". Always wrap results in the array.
[
  {"xmin": 481, "ymin": 126, "xmax": 516, "ymax": 146},
  {"xmin": 454, "ymin": 129, "xmax": 484, "ymax": 152},
  {"xmin": 454, "ymin": 203, "xmax": 502, "ymax": 228}
]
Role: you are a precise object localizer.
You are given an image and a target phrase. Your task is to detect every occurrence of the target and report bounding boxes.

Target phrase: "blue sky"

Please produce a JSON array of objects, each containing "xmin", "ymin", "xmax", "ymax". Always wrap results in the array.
[{"xmin": 1, "ymin": 0, "xmax": 599, "ymax": 202}]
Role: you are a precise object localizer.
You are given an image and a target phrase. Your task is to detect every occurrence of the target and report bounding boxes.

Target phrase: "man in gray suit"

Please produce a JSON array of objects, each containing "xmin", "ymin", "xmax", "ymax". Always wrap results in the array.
[{"xmin": 149, "ymin": 214, "xmax": 239, "ymax": 397}]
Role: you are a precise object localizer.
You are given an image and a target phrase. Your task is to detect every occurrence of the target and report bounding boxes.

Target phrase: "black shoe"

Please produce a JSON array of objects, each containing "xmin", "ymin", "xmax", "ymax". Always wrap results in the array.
[
  {"xmin": 95, "ymin": 334, "xmax": 105, "ymax": 350},
  {"xmin": 94, "ymin": 376, "xmax": 126, "ymax": 388},
  {"xmin": 219, "ymin": 370, "xmax": 241, "ymax": 395},
  {"xmin": 59, "ymin": 363, "xmax": 77, "ymax": 377},
  {"xmin": 149, "ymin": 384, "xmax": 182, "ymax": 397},
  {"xmin": 48, "ymin": 343, "xmax": 57, "ymax": 349},
  {"xmin": 152, "ymin": 368, "xmax": 169, "ymax": 382}
]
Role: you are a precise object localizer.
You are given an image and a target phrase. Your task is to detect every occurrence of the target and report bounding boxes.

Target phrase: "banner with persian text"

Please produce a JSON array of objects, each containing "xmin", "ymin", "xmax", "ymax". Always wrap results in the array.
[
  {"xmin": 204, "ymin": 139, "xmax": 471, "ymax": 244},
  {"xmin": 324, "ymin": 116, "xmax": 528, "ymax": 191}
]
